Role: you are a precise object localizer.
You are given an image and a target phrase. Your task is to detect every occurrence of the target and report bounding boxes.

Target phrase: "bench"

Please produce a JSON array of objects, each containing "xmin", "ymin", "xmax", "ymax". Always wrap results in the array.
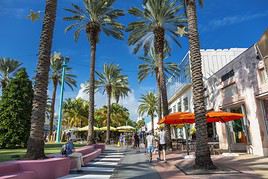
[
  {"xmin": 69, "ymin": 144, "xmax": 105, "ymax": 170},
  {"xmin": 0, "ymin": 158, "xmax": 70, "ymax": 179}
]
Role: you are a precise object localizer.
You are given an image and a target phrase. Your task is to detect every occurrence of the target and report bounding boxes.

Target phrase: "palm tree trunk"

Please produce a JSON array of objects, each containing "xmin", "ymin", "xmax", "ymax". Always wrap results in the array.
[
  {"xmin": 155, "ymin": 72, "xmax": 162, "ymax": 121},
  {"xmin": 87, "ymin": 24, "xmax": 100, "ymax": 145},
  {"xmin": 26, "ymin": 0, "xmax": 57, "ymax": 159},
  {"xmin": 106, "ymin": 89, "xmax": 111, "ymax": 144},
  {"xmin": 49, "ymin": 80, "xmax": 57, "ymax": 141},
  {"xmin": 186, "ymin": 0, "xmax": 214, "ymax": 169},
  {"xmin": 151, "ymin": 114, "xmax": 154, "ymax": 135},
  {"xmin": 154, "ymin": 27, "xmax": 172, "ymax": 149}
]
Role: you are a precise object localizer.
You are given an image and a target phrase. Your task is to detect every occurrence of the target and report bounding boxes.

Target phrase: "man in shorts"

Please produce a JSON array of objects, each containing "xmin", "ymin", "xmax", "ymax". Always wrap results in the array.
[
  {"xmin": 146, "ymin": 132, "xmax": 154, "ymax": 162},
  {"xmin": 159, "ymin": 128, "xmax": 167, "ymax": 162}
]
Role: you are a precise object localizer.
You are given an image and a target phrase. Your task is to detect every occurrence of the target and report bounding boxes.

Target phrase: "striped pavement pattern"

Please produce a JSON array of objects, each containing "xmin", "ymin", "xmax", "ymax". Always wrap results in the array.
[{"xmin": 59, "ymin": 150, "xmax": 124, "ymax": 179}]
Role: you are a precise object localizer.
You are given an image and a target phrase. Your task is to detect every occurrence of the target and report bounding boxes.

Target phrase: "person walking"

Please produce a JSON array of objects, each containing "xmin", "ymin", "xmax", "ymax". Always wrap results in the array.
[
  {"xmin": 159, "ymin": 128, "xmax": 167, "ymax": 162},
  {"xmin": 146, "ymin": 132, "xmax": 154, "ymax": 162}
]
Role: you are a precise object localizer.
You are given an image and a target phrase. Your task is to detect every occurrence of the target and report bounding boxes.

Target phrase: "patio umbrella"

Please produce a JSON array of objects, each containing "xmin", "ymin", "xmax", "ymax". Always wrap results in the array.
[
  {"xmin": 158, "ymin": 112, "xmax": 194, "ymax": 124},
  {"xmin": 158, "ymin": 111, "xmax": 244, "ymax": 124},
  {"xmin": 117, "ymin": 125, "xmax": 135, "ymax": 131},
  {"xmin": 99, "ymin": 126, "xmax": 117, "ymax": 131},
  {"xmin": 77, "ymin": 126, "xmax": 100, "ymax": 131}
]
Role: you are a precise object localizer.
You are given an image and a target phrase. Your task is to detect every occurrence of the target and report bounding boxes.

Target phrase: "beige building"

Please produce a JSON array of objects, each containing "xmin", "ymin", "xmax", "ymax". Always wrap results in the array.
[{"xmin": 206, "ymin": 30, "xmax": 268, "ymax": 156}]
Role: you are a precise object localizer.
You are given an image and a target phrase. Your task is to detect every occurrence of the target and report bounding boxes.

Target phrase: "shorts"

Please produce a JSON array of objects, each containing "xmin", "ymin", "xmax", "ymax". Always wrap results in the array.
[
  {"xmin": 147, "ymin": 145, "xmax": 154, "ymax": 153},
  {"xmin": 159, "ymin": 144, "xmax": 166, "ymax": 151}
]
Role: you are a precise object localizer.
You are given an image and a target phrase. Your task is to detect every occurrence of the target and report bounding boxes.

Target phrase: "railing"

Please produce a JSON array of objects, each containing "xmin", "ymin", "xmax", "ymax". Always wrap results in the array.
[{"xmin": 167, "ymin": 53, "xmax": 192, "ymax": 100}]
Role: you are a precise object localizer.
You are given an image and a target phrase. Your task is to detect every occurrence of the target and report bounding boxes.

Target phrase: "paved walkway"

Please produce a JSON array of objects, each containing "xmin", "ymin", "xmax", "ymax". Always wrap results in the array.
[
  {"xmin": 59, "ymin": 148, "xmax": 124, "ymax": 179},
  {"xmin": 153, "ymin": 151, "xmax": 268, "ymax": 179},
  {"xmin": 112, "ymin": 147, "xmax": 161, "ymax": 179}
]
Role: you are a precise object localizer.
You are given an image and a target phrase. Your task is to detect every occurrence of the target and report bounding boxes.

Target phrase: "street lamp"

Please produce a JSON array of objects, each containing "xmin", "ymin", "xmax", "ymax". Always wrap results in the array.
[{"xmin": 56, "ymin": 56, "xmax": 69, "ymax": 143}]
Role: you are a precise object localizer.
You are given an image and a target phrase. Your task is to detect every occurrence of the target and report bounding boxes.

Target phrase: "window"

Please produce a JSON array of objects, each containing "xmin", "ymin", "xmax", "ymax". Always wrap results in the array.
[
  {"xmin": 168, "ymin": 108, "xmax": 172, "ymax": 114},
  {"xmin": 173, "ymin": 105, "xmax": 176, "ymax": 113},
  {"xmin": 222, "ymin": 84, "xmax": 238, "ymax": 98},
  {"xmin": 177, "ymin": 101, "xmax": 182, "ymax": 112},
  {"xmin": 183, "ymin": 97, "xmax": 189, "ymax": 111},
  {"xmin": 259, "ymin": 68, "xmax": 268, "ymax": 84}
]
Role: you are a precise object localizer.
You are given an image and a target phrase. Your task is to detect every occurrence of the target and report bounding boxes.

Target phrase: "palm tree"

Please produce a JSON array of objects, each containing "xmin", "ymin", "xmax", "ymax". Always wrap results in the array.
[
  {"xmin": 138, "ymin": 92, "xmax": 157, "ymax": 134},
  {"xmin": 138, "ymin": 48, "xmax": 179, "ymax": 122},
  {"xmin": 64, "ymin": 0, "xmax": 125, "ymax": 144},
  {"xmin": 63, "ymin": 98, "xmax": 88, "ymax": 128},
  {"xmin": 94, "ymin": 64, "xmax": 129, "ymax": 144},
  {"xmin": 26, "ymin": 0, "xmax": 58, "ymax": 159},
  {"xmin": 49, "ymin": 52, "xmax": 77, "ymax": 140},
  {"xmin": 127, "ymin": 0, "xmax": 186, "ymax": 148},
  {"xmin": 183, "ymin": 0, "xmax": 215, "ymax": 169},
  {"xmin": 0, "ymin": 57, "xmax": 21, "ymax": 93}
]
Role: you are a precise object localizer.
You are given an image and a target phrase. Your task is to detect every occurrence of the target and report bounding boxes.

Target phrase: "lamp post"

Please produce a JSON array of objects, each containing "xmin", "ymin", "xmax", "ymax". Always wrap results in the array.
[{"xmin": 56, "ymin": 57, "xmax": 68, "ymax": 143}]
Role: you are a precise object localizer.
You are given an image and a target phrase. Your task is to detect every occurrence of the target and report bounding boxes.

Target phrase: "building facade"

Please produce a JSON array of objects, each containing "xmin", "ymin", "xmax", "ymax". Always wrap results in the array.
[
  {"xmin": 206, "ymin": 41, "xmax": 268, "ymax": 156},
  {"xmin": 167, "ymin": 48, "xmax": 247, "ymax": 140}
]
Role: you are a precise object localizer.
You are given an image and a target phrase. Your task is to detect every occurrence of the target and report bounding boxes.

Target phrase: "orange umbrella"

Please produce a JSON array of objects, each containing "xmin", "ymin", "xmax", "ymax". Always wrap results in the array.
[
  {"xmin": 158, "ymin": 112, "xmax": 193, "ymax": 124},
  {"xmin": 159, "ymin": 111, "xmax": 244, "ymax": 124}
]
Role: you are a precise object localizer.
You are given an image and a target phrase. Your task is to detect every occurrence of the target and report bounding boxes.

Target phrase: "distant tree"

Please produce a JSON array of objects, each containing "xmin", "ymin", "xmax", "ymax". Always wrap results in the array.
[
  {"xmin": 0, "ymin": 68, "xmax": 33, "ymax": 148},
  {"xmin": 136, "ymin": 119, "xmax": 145, "ymax": 130},
  {"xmin": 138, "ymin": 92, "xmax": 157, "ymax": 134},
  {"xmin": 0, "ymin": 57, "xmax": 21, "ymax": 93}
]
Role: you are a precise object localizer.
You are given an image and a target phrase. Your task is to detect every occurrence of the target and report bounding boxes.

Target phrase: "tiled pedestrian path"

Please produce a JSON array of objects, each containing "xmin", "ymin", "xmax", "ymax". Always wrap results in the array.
[{"xmin": 59, "ymin": 149, "xmax": 124, "ymax": 179}]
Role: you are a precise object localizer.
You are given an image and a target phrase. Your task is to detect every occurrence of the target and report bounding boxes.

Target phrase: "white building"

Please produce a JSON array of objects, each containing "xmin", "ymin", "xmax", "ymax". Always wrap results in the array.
[{"xmin": 167, "ymin": 48, "xmax": 247, "ymax": 139}]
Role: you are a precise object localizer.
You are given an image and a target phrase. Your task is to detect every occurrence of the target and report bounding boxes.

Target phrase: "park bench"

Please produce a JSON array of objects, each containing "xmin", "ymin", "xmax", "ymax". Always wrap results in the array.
[{"xmin": 0, "ymin": 144, "xmax": 105, "ymax": 179}]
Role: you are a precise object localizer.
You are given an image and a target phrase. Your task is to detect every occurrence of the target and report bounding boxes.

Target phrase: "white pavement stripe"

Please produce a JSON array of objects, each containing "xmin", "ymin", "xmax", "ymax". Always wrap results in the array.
[
  {"xmin": 99, "ymin": 155, "xmax": 124, "ymax": 158},
  {"xmin": 90, "ymin": 161, "xmax": 118, "ymax": 166},
  {"xmin": 82, "ymin": 167, "xmax": 115, "ymax": 172},
  {"xmin": 102, "ymin": 152, "xmax": 124, "ymax": 155},
  {"xmin": 94, "ymin": 158, "xmax": 121, "ymax": 161},
  {"xmin": 60, "ymin": 174, "xmax": 111, "ymax": 179}
]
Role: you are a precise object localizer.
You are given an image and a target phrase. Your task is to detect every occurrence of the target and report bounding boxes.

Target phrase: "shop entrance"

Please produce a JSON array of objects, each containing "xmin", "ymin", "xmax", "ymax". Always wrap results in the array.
[{"xmin": 225, "ymin": 105, "xmax": 249, "ymax": 152}]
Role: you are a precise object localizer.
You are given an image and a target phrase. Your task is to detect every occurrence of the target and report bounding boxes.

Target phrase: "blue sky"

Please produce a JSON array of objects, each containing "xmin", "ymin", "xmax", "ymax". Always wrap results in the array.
[{"xmin": 0, "ymin": 0, "xmax": 267, "ymax": 121}]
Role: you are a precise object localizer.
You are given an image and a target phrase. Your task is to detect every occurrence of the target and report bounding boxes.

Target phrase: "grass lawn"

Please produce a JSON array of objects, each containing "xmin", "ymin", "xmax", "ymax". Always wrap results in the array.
[{"xmin": 0, "ymin": 143, "xmax": 86, "ymax": 162}]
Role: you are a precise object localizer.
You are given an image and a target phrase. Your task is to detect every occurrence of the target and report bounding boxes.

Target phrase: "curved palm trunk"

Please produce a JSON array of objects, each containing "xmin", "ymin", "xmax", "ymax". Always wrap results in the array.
[
  {"xmin": 26, "ymin": 0, "xmax": 58, "ymax": 159},
  {"xmin": 105, "ymin": 89, "xmax": 112, "ymax": 144},
  {"xmin": 186, "ymin": 0, "xmax": 214, "ymax": 169},
  {"xmin": 49, "ymin": 79, "xmax": 57, "ymax": 140},
  {"xmin": 87, "ymin": 25, "xmax": 99, "ymax": 145},
  {"xmin": 154, "ymin": 27, "xmax": 172, "ymax": 149}
]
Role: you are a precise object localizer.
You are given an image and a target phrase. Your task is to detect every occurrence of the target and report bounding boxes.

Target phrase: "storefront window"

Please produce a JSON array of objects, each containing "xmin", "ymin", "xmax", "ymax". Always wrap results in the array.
[
  {"xmin": 173, "ymin": 105, "xmax": 176, "ymax": 113},
  {"xmin": 259, "ymin": 68, "xmax": 268, "ymax": 84},
  {"xmin": 230, "ymin": 107, "xmax": 247, "ymax": 144},
  {"xmin": 261, "ymin": 99, "xmax": 268, "ymax": 135},
  {"xmin": 222, "ymin": 84, "xmax": 238, "ymax": 98}
]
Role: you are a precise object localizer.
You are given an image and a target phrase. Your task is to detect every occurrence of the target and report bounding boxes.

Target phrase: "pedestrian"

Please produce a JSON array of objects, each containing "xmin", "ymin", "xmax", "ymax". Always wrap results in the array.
[
  {"xmin": 159, "ymin": 127, "xmax": 167, "ymax": 162},
  {"xmin": 134, "ymin": 132, "xmax": 140, "ymax": 149},
  {"xmin": 62, "ymin": 139, "xmax": 84, "ymax": 171},
  {"xmin": 146, "ymin": 132, "xmax": 154, "ymax": 162}
]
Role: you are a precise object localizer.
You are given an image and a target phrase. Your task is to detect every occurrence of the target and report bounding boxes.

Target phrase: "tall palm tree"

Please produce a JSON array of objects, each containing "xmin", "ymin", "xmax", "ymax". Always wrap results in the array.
[
  {"xmin": 64, "ymin": 0, "xmax": 125, "ymax": 144},
  {"xmin": 138, "ymin": 48, "xmax": 179, "ymax": 122},
  {"xmin": 94, "ymin": 64, "xmax": 129, "ymax": 144},
  {"xmin": 183, "ymin": 0, "xmax": 215, "ymax": 169},
  {"xmin": 127, "ymin": 0, "xmax": 186, "ymax": 148},
  {"xmin": 26, "ymin": 0, "xmax": 58, "ymax": 159},
  {"xmin": 138, "ymin": 92, "xmax": 157, "ymax": 134},
  {"xmin": 0, "ymin": 58, "xmax": 21, "ymax": 93},
  {"xmin": 48, "ymin": 52, "xmax": 77, "ymax": 140}
]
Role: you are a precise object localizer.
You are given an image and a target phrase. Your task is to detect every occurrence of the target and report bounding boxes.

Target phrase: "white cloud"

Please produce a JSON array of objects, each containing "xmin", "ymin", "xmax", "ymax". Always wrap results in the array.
[
  {"xmin": 76, "ymin": 83, "xmax": 139, "ymax": 121},
  {"xmin": 201, "ymin": 11, "xmax": 268, "ymax": 31}
]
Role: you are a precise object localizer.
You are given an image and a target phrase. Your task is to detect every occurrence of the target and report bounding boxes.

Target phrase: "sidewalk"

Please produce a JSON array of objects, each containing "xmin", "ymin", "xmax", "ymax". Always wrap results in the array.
[
  {"xmin": 152, "ymin": 151, "xmax": 268, "ymax": 179},
  {"xmin": 112, "ymin": 147, "xmax": 161, "ymax": 179}
]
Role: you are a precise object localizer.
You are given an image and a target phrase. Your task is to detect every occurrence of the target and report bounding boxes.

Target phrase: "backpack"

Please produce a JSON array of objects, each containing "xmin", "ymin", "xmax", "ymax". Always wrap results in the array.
[{"xmin": 61, "ymin": 144, "xmax": 67, "ymax": 156}]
